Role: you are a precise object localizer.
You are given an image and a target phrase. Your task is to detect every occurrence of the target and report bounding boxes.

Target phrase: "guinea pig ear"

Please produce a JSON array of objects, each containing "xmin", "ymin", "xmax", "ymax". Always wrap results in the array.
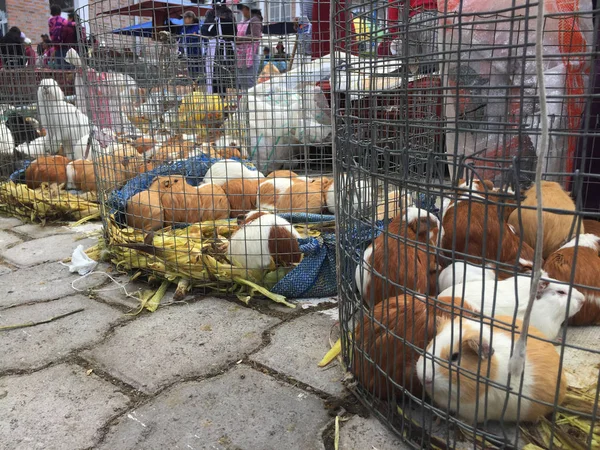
[
  {"xmin": 463, "ymin": 332, "xmax": 494, "ymax": 360},
  {"xmin": 535, "ymin": 280, "xmax": 550, "ymax": 299},
  {"xmin": 483, "ymin": 180, "xmax": 495, "ymax": 191}
]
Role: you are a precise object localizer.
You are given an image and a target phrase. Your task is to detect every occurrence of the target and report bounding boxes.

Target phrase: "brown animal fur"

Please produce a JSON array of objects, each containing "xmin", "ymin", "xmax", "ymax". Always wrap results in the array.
[
  {"xmin": 222, "ymin": 178, "xmax": 259, "ymax": 217},
  {"xmin": 363, "ymin": 212, "xmax": 440, "ymax": 306},
  {"xmin": 544, "ymin": 243, "xmax": 600, "ymax": 326},
  {"xmin": 132, "ymin": 136, "xmax": 156, "ymax": 154},
  {"xmin": 442, "ymin": 179, "xmax": 535, "ymax": 267},
  {"xmin": 583, "ymin": 219, "xmax": 600, "ymax": 238},
  {"xmin": 267, "ymin": 170, "xmax": 299, "ymax": 179},
  {"xmin": 25, "ymin": 155, "xmax": 70, "ymax": 189},
  {"xmin": 126, "ymin": 189, "xmax": 164, "ymax": 231},
  {"xmin": 508, "ymin": 181, "xmax": 583, "ymax": 259},
  {"xmin": 268, "ymin": 225, "xmax": 302, "ymax": 266},
  {"xmin": 352, "ymin": 294, "xmax": 478, "ymax": 400},
  {"xmin": 154, "ymin": 176, "xmax": 230, "ymax": 224}
]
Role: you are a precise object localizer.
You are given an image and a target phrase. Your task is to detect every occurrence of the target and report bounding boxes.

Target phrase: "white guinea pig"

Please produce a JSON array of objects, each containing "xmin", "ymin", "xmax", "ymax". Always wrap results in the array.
[
  {"xmin": 438, "ymin": 261, "xmax": 497, "ymax": 293},
  {"xmin": 228, "ymin": 211, "xmax": 302, "ymax": 270},
  {"xmin": 416, "ymin": 315, "xmax": 567, "ymax": 423},
  {"xmin": 203, "ymin": 160, "xmax": 264, "ymax": 186},
  {"xmin": 438, "ymin": 270, "xmax": 584, "ymax": 340}
]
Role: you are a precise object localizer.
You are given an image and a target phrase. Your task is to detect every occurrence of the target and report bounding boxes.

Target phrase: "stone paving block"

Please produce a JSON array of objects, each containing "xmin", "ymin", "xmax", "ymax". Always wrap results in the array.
[
  {"xmin": 0, "ymin": 230, "xmax": 22, "ymax": 250},
  {"xmin": 0, "ymin": 264, "xmax": 11, "ymax": 275},
  {"xmin": 12, "ymin": 223, "xmax": 75, "ymax": 239},
  {"xmin": 0, "ymin": 295, "xmax": 123, "ymax": 371},
  {"xmin": 339, "ymin": 416, "xmax": 408, "ymax": 450},
  {"xmin": 251, "ymin": 312, "xmax": 346, "ymax": 397},
  {"xmin": 0, "ymin": 363, "xmax": 130, "ymax": 450},
  {"xmin": 0, "ymin": 234, "xmax": 97, "ymax": 267},
  {"xmin": 83, "ymin": 298, "xmax": 280, "ymax": 394},
  {"xmin": 99, "ymin": 365, "xmax": 329, "ymax": 450},
  {"xmin": 0, "ymin": 262, "xmax": 107, "ymax": 307},
  {"xmin": 0, "ymin": 216, "xmax": 23, "ymax": 229},
  {"xmin": 93, "ymin": 271, "xmax": 174, "ymax": 311}
]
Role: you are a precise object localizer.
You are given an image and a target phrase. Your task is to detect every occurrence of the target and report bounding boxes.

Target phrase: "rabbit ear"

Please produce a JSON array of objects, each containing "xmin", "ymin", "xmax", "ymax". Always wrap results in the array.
[{"xmin": 463, "ymin": 332, "xmax": 494, "ymax": 359}]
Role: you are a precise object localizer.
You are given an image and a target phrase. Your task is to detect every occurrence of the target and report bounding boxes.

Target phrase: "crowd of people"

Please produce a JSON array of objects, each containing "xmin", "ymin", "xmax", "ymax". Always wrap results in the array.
[{"xmin": 0, "ymin": 4, "xmax": 86, "ymax": 69}]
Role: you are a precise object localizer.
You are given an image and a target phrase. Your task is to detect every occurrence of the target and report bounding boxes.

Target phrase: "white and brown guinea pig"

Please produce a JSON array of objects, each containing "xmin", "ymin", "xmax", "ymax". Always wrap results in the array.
[
  {"xmin": 202, "ymin": 160, "xmax": 264, "ymax": 186},
  {"xmin": 325, "ymin": 174, "xmax": 372, "ymax": 215},
  {"xmin": 151, "ymin": 175, "xmax": 230, "ymax": 224},
  {"xmin": 508, "ymin": 181, "xmax": 584, "ymax": 259},
  {"xmin": 126, "ymin": 189, "xmax": 164, "ymax": 232},
  {"xmin": 228, "ymin": 210, "xmax": 302, "ymax": 270},
  {"xmin": 221, "ymin": 178, "xmax": 260, "ymax": 217},
  {"xmin": 441, "ymin": 178, "xmax": 535, "ymax": 267},
  {"xmin": 416, "ymin": 315, "xmax": 567, "ymax": 423},
  {"xmin": 352, "ymin": 293, "xmax": 479, "ymax": 400},
  {"xmin": 66, "ymin": 159, "xmax": 96, "ymax": 191},
  {"xmin": 25, "ymin": 155, "xmax": 70, "ymax": 189},
  {"xmin": 257, "ymin": 177, "xmax": 333, "ymax": 214},
  {"xmin": 544, "ymin": 233, "xmax": 600, "ymax": 326},
  {"xmin": 356, "ymin": 207, "xmax": 440, "ymax": 306}
]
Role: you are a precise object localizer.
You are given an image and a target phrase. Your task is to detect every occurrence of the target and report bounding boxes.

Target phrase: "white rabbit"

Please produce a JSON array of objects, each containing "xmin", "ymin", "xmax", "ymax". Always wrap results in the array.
[
  {"xmin": 438, "ymin": 270, "xmax": 584, "ymax": 339},
  {"xmin": 37, "ymin": 78, "xmax": 90, "ymax": 159}
]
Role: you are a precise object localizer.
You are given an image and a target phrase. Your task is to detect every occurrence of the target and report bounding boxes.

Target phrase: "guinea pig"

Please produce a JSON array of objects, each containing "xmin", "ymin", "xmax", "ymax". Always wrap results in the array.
[
  {"xmin": 152, "ymin": 175, "xmax": 230, "ymax": 224},
  {"xmin": 438, "ymin": 259, "xmax": 534, "ymax": 293},
  {"xmin": 416, "ymin": 315, "xmax": 567, "ymax": 423},
  {"xmin": 266, "ymin": 170, "xmax": 300, "ymax": 179},
  {"xmin": 66, "ymin": 159, "xmax": 96, "ymax": 191},
  {"xmin": 132, "ymin": 135, "xmax": 156, "ymax": 154},
  {"xmin": 126, "ymin": 189, "xmax": 164, "ymax": 232},
  {"xmin": 221, "ymin": 178, "xmax": 260, "ymax": 217},
  {"xmin": 583, "ymin": 219, "xmax": 600, "ymax": 238},
  {"xmin": 25, "ymin": 155, "xmax": 70, "ymax": 189},
  {"xmin": 256, "ymin": 177, "xmax": 332, "ymax": 214},
  {"xmin": 438, "ymin": 269, "xmax": 584, "ymax": 340},
  {"xmin": 356, "ymin": 207, "xmax": 441, "ymax": 306},
  {"xmin": 352, "ymin": 293, "xmax": 479, "ymax": 400},
  {"xmin": 202, "ymin": 160, "xmax": 264, "ymax": 186},
  {"xmin": 441, "ymin": 178, "xmax": 535, "ymax": 268},
  {"xmin": 544, "ymin": 234, "xmax": 600, "ymax": 326},
  {"xmin": 508, "ymin": 181, "xmax": 583, "ymax": 259},
  {"xmin": 325, "ymin": 174, "xmax": 372, "ymax": 216},
  {"xmin": 228, "ymin": 210, "xmax": 302, "ymax": 270}
]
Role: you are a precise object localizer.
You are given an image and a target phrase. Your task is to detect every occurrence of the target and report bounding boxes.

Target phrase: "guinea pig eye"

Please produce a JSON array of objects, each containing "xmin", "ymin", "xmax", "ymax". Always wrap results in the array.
[
  {"xmin": 557, "ymin": 290, "xmax": 567, "ymax": 296},
  {"xmin": 451, "ymin": 352, "xmax": 459, "ymax": 362}
]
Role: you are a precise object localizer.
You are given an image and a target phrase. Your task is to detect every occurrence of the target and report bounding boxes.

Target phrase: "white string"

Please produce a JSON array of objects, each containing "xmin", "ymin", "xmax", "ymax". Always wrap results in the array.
[
  {"xmin": 509, "ymin": 0, "xmax": 548, "ymax": 377},
  {"xmin": 70, "ymin": 270, "xmax": 140, "ymax": 302}
]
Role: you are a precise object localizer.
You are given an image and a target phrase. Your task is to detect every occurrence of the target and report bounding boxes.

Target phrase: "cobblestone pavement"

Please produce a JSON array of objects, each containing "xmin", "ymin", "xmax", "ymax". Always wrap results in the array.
[{"xmin": 0, "ymin": 216, "xmax": 409, "ymax": 450}]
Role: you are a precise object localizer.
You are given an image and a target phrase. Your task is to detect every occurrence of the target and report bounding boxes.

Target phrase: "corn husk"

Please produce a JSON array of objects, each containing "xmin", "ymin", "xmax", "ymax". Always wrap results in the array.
[
  {"xmin": 0, "ymin": 180, "xmax": 99, "ymax": 223},
  {"xmin": 88, "ymin": 216, "xmax": 325, "ymax": 310}
]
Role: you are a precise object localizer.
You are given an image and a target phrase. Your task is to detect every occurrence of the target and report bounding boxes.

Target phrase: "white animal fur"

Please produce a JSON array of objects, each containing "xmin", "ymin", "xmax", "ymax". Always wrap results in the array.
[
  {"xmin": 66, "ymin": 162, "xmax": 76, "ymax": 190},
  {"xmin": 203, "ymin": 160, "xmax": 264, "ymax": 186},
  {"xmin": 326, "ymin": 174, "xmax": 372, "ymax": 215},
  {"xmin": 559, "ymin": 233, "xmax": 600, "ymax": 252},
  {"xmin": 228, "ymin": 212, "xmax": 300, "ymax": 269},
  {"xmin": 438, "ymin": 261, "xmax": 497, "ymax": 293},
  {"xmin": 256, "ymin": 177, "xmax": 295, "ymax": 210},
  {"xmin": 355, "ymin": 245, "xmax": 373, "ymax": 298},
  {"xmin": 72, "ymin": 133, "xmax": 101, "ymax": 160},
  {"xmin": 0, "ymin": 123, "xmax": 14, "ymax": 155},
  {"xmin": 416, "ymin": 317, "xmax": 543, "ymax": 423},
  {"xmin": 37, "ymin": 79, "xmax": 90, "ymax": 158},
  {"xmin": 15, "ymin": 135, "xmax": 50, "ymax": 158},
  {"xmin": 438, "ymin": 270, "xmax": 584, "ymax": 339}
]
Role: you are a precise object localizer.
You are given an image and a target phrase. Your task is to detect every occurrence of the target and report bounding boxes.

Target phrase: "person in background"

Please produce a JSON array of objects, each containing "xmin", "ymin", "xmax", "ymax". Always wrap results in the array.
[
  {"xmin": 0, "ymin": 26, "xmax": 26, "ymax": 67},
  {"xmin": 61, "ymin": 13, "xmax": 86, "ymax": 54},
  {"xmin": 201, "ymin": 1, "xmax": 236, "ymax": 95},
  {"xmin": 235, "ymin": 1, "xmax": 262, "ymax": 90},
  {"xmin": 48, "ymin": 4, "xmax": 76, "ymax": 68},
  {"xmin": 23, "ymin": 38, "xmax": 36, "ymax": 66},
  {"xmin": 179, "ymin": 11, "xmax": 202, "ymax": 79},
  {"xmin": 38, "ymin": 34, "xmax": 51, "ymax": 56},
  {"xmin": 274, "ymin": 41, "xmax": 287, "ymax": 61},
  {"xmin": 258, "ymin": 46, "xmax": 271, "ymax": 73}
]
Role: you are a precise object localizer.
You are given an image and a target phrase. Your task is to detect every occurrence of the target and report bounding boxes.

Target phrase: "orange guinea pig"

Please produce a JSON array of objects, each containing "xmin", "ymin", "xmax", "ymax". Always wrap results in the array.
[
  {"xmin": 126, "ymin": 189, "xmax": 164, "ymax": 232},
  {"xmin": 352, "ymin": 293, "xmax": 478, "ymax": 400},
  {"xmin": 221, "ymin": 178, "xmax": 260, "ymax": 217},
  {"xmin": 151, "ymin": 175, "xmax": 230, "ymax": 224},
  {"xmin": 25, "ymin": 155, "xmax": 70, "ymax": 189}
]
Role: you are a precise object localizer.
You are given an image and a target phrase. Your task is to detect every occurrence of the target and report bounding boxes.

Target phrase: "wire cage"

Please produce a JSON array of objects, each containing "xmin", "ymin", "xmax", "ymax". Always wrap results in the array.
[
  {"xmin": 3, "ymin": 0, "xmax": 374, "ymax": 305},
  {"xmin": 333, "ymin": 0, "xmax": 600, "ymax": 448}
]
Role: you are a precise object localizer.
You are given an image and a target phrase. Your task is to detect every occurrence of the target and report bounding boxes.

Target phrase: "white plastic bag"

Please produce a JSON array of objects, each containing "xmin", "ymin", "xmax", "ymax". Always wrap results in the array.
[{"xmin": 63, "ymin": 244, "xmax": 97, "ymax": 276}]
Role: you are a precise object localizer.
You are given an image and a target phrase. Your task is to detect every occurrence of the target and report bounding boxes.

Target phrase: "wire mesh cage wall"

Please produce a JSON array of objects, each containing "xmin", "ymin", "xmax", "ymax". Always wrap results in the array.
[
  {"xmin": 334, "ymin": 0, "xmax": 600, "ymax": 448},
  {"xmin": 0, "ymin": 0, "xmax": 349, "ymax": 303}
]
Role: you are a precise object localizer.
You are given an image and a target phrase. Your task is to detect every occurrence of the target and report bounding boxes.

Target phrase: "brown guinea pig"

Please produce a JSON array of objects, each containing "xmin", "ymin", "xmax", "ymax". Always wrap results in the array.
[
  {"xmin": 508, "ymin": 181, "xmax": 583, "ymax": 259},
  {"xmin": 352, "ymin": 293, "xmax": 478, "ymax": 400},
  {"xmin": 126, "ymin": 189, "xmax": 164, "ymax": 232},
  {"xmin": 583, "ymin": 219, "xmax": 600, "ymax": 238},
  {"xmin": 266, "ymin": 170, "xmax": 300, "ymax": 179},
  {"xmin": 132, "ymin": 135, "xmax": 156, "ymax": 154},
  {"xmin": 417, "ymin": 315, "xmax": 567, "ymax": 423},
  {"xmin": 441, "ymin": 178, "xmax": 535, "ymax": 268},
  {"xmin": 25, "ymin": 155, "xmax": 70, "ymax": 189},
  {"xmin": 356, "ymin": 207, "xmax": 440, "ymax": 306},
  {"xmin": 221, "ymin": 178, "xmax": 260, "ymax": 217},
  {"xmin": 153, "ymin": 175, "xmax": 230, "ymax": 224},
  {"xmin": 543, "ymin": 233, "xmax": 600, "ymax": 326}
]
